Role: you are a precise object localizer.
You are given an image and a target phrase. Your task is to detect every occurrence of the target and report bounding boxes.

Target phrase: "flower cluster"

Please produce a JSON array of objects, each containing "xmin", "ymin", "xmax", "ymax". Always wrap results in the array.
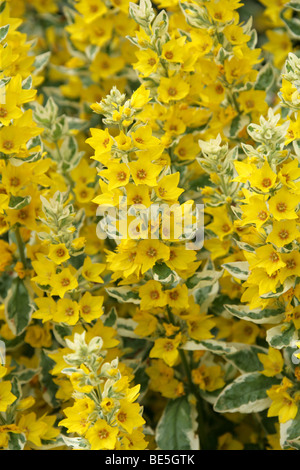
[{"xmin": 2, "ymin": 0, "xmax": 300, "ymax": 452}]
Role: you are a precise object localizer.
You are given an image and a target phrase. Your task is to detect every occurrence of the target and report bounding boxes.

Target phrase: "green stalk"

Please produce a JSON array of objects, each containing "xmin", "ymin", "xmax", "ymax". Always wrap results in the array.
[
  {"xmin": 14, "ymin": 226, "xmax": 27, "ymax": 270},
  {"xmin": 167, "ymin": 308, "xmax": 210, "ymax": 450}
]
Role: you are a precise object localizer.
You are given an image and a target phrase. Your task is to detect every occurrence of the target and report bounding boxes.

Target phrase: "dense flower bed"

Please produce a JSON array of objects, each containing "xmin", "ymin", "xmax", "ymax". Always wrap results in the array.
[{"xmin": 1, "ymin": 0, "xmax": 300, "ymax": 450}]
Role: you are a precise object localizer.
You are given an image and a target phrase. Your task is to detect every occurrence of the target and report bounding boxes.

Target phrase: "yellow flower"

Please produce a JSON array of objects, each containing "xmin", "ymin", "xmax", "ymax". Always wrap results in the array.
[
  {"xmin": 59, "ymin": 399, "xmax": 94, "ymax": 435},
  {"xmin": 86, "ymin": 128, "xmax": 113, "ymax": 161},
  {"xmin": 185, "ymin": 313, "xmax": 215, "ymax": 342},
  {"xmin": 32, "ymin": 296, "xmax": 57, "ymax": 323},
  {"xmin": 250, "ymin": 244, "xmax": 286, "ymax": 276},
  {"xmin": 165, "ymin": 284, "xmax": 189, "ymax": 309},
  {"xmin": 79, "ymin": 292, "xmax": 104, "ymax": 322},
  {"xmin": 165, "ymin": 245, "xmax": 197, "ymax": 272},
  {"xmin": 174, "ymin": 134, "xmax": 200, "ymax": 161},
  {"xmin": 100, "ymin": 162, "xmax": 130, "ymax": 190},
  {"xmin": 258, "ymin": 348, "xmax": 284, "ymax": 377},
  {"xmin": 24, "ymin": 323, "xmax": 52, "ymax": 348},
  {"xmin": 131, "ymin": 125, "xmax": 160, "ymax": 150},
  {"xmin": 223, "ymin": 24, "xmax": 250, "ymax": 45},
  {"xmin": 239, "ymin": 194, "xmax": 270, "ymax": 230},
  {"xmin": 267, "ymin": 388, "xmax": 298, "ymax": 424},
  {"xmin": 130, "ymin": 85, "xmax": 151, "ymax": 109},
  {"xmin": 48, "ymin": 243, "xmax": 70, "ymax": 265},
  {"xmin": 120, "ymin": 428, "xmax": 148, "ymax": 450},
  {"xmin": 139, "ymin": 280, "xmax": 167, "ymax": 310},
  {"xmin": 18, "ymin": 412, "xmax": 48, "ymax": 447},
  {"xmin": 206, "ymin": 1, "xmax": 237, "ymax": 23},
  {"xmin": 279, "ymin": 252, "xmax": 300, "ymax": 283},
  {"xmin": 133, "ymin": 49, "xmax": 159, "ymax": 77},
  {"xmin": 161, "ymin": 36, "xmax": 186, "ymax": 63},
  {"xmin": 158, "ymin": 75, "xmax": 190, "ymax": 104},
  {"xmin": 53, "ymin": 298, "xmax": 80, "ymax": 325},
  {"xmin": 237, "ymin": 90, "xmax": 268, "ymax": 116},
  {"xmin": 82, "ymin": 256, "xmax": 105, "ymax": 283},
  {"xmin": 49, "ymin": 267, "xmax": 78, "ymax": 298},
  {"xmin": 154, "ymin": 172, "xmax": 184, "ymax": 203},
  {"xmin": 149, "ymin": 334, "xmax": 182, "ymax": 367},
  {"xmin": 0, "ymin": 87, "xmax": 22, "ymax": 126},
  {"xmin": 268, "ymin": 187, "xmax": 299, "ymax": 221},
  {"xmin": 75, "ymin": 0, "xmax": 107, "ymax": 23},
  {"xmin": 192, "ymin": 364, "xmax": 225, "ymax": 392},
  {"xmin": 266, "ymin": 220, "xmax": 300, "ymax": 248},
  {"xmin": 0, "ymin": 381, "xmax": 17, "ymax": 412},
  {"xmin": 231, "ymin": 320, "xmax": 260, "ymax": 345},
  {"xmin": 206, "ymin": 206, "xmax": 234, "ymax": 240},
  {"xmin": 134, "ymin": 239, "xmax": 170, "ymax": 274},
  {"xmin": 249, "ymin": 160, "xmax": 277, "ymax": 193},
  {"xmin": 133, "ymin": 310, "xmax": 158, "ymax": 337},
  {"xmin": 101, "ymin": 397, "xmax": 116, "ymax": 414},
  {"xmin": 126, "ymin": 183, "xmax": 151, "ymax": 207},
  {"xmin": 115, "ymin": 399, "xmax": 145, "ymax": 434},
  {"xmin": 129, "ymin": 158, "xmax": 161, "ymax": 187},
  {"xmin": 85, "ymin": 419, "xmax": 118, "ymax": 450}
]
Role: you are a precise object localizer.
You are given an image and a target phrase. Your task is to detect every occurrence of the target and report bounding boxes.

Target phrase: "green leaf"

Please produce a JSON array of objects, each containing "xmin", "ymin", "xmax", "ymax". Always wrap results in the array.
[
  {"xmin": 8, "ymin": 433, "xmax": 26, "ymax": 450},
  {"xmin": 39, "ymin": 349, "xmax": 60, "ymax": 407},
  {"xmin": 280, "ymin": 407, "xmax": 300, "ymax": 448},
  {"xmin": 153, "ymin": 262, "xmax": 177, "ymax": 283},
  {"xmin": 280, "ymin": 9, "xmax": 300, "ymax": 38},
  {"xmin": 182, "ymin": 339, "xmax": 237, "ymax": 355},
  {"xmin": 106, "ymin": 286, "xmax": 140, "ymax": 304},
  {"xmin": 222, "ymin": 261, "xmax": 249, "ymax": 280},
  {"xmin": 156, "ymin": 397, "xmax": 199, "ymax": 450},
  {"xmin": 5, "ymin": 278, "xmax": 33, "ymax": 336},
  {"xmin": 286, "ymin": 1, "xmax": 300, "ymax": 10},
  {"xmin": 225, "ymin": 345, "xmax": 266, "ymax": 373},
  {"xmin": 116, "ymin": 318, "xmax": 140, "ymax": 339},
  {"xmin": 224, "ymin": 304, "xmax": 285, "ymax": 324},
  {"xmin": 214, "ymin": 372, "xmax": 280, "ymax": 413},
  {"xmin": 8, "ymin": 195, "xmax": 31, "ymax": 210},
  {"xmin": 224, "ymin": 114, "xmax": 250, "ymax": 139},
  {"xmin": 0, "ymin": 2, "xmax": 7, "ymax": 14},
  {"xmin": 266, "ymin": 322, "xmax": 297, "ymax": 349},
  {"xmin": 254, "ymin": 63, "xmax": 275, "ymax": 91},
  {"xmin": 103, "ymin": 306, "xmax": 117, "ymax": 327},
  {"xmin": 12, "ymin": 368, "xmax": 39, "ymax": 384},
  {"xmin": 22, "ymin": 76, "xmax": 32, "ymax": 90},
  {"xmin": 52, "ymin": 323, "xmax": 72, "ymax": 347},
  {"xmin": 33, "ymin": 51, "xmax": 51, "ymax": 74},
  {"xmin": 0, "ymin": 24, "xmax": 9, "ymax": 42}
]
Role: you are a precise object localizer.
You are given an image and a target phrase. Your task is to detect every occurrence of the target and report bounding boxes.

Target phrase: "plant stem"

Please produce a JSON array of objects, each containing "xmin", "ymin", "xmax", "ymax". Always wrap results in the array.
[
  {"xmin": 167, "ymin": 308, "xmax": 210, "ymax": 450},
  {"xmin": 15, "ymin": 226, "xmax": 27, "ymax": 270}
]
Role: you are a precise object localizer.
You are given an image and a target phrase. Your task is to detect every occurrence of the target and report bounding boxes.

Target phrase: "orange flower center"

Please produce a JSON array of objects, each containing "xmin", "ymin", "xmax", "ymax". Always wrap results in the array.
[
  {"xmin": 261, "ymin": 178, "xmax": 271, "ymax": 188},
  {"xmin": 56, "ymin": 248, "xmax": 66, "ymax": 257},
  {"xmin": 286, "ymin": 259, "xmax": 296, "ymax": 270},
  {"xmin": 269, "ymin": 252, "xmax": 279, "ymax": 263},
  {"xmin": 3, "ymin": 140, "xmax": 14, "ymax": 150},
  {"xmin": 117, "ymin": 412, "xmax": 127, "ymax": 423},
  {"xmin": 276, "ymin": 202, "xmax": 287, "ymax": 213},
  {"xmin": 169, "ymin": 291, "xmax": 179, "ymax": 300},
  {"xmin": 136, "ymin": 169, "xmax": 147, "ymax": 180},
  {"xmin": 117, "ymin": 171, "xmax": 127, "ymax": 181},
  {"xmin": 165, "ymin": 51, "xmax": 174, "ymax": 60},
  {"xmin": 278, "ymin": 229, "xmax": 289, "ymax": 240},
  {"xmin": 168, "ymin": 87, "xmax": 177, "ymax": 97},
  {"xmin": 0, "ymin": 107, "xmax": 8, "ymax": 118},
  {"xmin": 146, "ymin": 247, "xmax": 157, "ymax": 258},
  {"xmin": 98, "ymin": 429, "xmax": 109, "ymax": 439},
  {"xmin": 148, "ymin": 58, "xmax": 156, "ymax": 66}
]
